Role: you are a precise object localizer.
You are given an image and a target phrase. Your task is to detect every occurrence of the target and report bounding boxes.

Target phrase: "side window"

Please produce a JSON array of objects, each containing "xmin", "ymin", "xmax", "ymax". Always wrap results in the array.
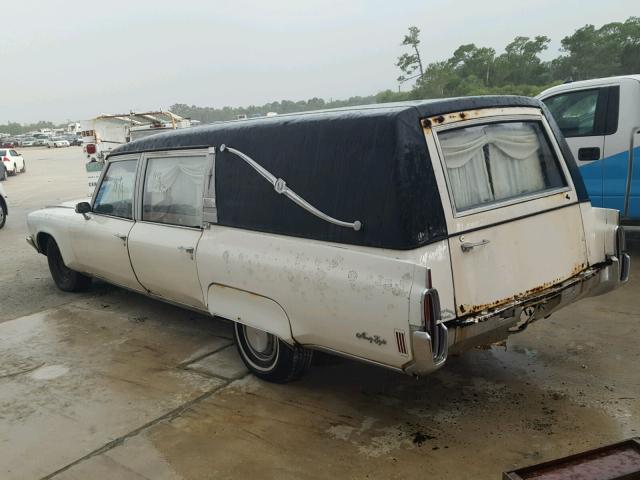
[
  {"xmin": 10, "ymin": 150, "xmax": 18, "ymax": 156},
  {"xmin": 142, "ymin": 154, "xmax": 208, "ymax": 228},
  {"xmin": 93, "ymin": 160, "xmax": 138, "ymax": 219},
  {"xmin": 543, "ymin": 89, "xmax": 602, "ymax": 137}
]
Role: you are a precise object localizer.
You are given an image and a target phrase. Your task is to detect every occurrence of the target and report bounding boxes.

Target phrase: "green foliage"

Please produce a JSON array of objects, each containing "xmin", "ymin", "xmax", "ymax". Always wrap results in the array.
[
  {"xmin": 172, "ymin": 17, "xmax": 637, "ymax": 124},
  {"xmin": 552, "ymin": 16, "xmax": 640, "ymax": 80},
  {"xmin": 396, "ymin": 26, "xmax": 424, "ymax": 83}
]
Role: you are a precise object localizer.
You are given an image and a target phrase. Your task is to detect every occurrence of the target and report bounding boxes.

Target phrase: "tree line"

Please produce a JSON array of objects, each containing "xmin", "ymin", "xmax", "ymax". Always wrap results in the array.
[
  {"xmin": 170, "ymin": 16, "xmax": 639, "ymax": 123},
  {"xmin": 2, "ymin": 16, "xmax": 637, "ymax": 132}
]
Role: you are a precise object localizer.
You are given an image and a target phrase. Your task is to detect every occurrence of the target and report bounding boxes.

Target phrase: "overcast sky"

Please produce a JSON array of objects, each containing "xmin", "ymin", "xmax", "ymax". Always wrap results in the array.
[{"xmin": 0, "ymin": 0, "xmax": 635, "ymax": 123}]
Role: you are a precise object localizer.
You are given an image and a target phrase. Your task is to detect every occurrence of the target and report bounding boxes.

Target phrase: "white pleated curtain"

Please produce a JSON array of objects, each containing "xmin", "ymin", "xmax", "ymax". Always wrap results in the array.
[
  {"xmin": 439, "ymin": 123, "xmax": 545, "ymax": 211},
  {"xmin": 144, "ymin": 156, "xmax": 208, "ymax": 226}
]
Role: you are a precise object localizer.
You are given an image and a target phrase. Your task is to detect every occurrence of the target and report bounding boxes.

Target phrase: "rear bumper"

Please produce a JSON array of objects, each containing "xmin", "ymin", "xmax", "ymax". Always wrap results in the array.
[{"xmin": 404, "ymin": 254, "xmax": 630, "ymax": 376}]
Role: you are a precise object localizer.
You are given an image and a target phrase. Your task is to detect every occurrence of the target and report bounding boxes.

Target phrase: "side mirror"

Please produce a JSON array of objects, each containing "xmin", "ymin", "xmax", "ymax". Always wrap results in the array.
[{"xmin": 75, "ymin": 201, "xmax": 91, "ymax": 219}]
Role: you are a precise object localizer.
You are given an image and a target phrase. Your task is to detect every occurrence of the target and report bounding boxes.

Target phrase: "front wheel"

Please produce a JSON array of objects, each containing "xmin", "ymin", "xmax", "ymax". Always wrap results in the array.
[
  {"xmin": 234, "ymin": 323, "xmax": 312, "ymax": 383},
  {"xmin": 0, "ymin": 200, "xmax": 6, "ymax": 228},
  {"xmin": 46, "ymin": 239, "xmax": 92, "ymax": 292}
]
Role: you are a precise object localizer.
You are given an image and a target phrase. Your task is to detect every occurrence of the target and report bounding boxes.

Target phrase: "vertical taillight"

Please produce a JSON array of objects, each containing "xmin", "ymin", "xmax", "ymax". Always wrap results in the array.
[
  {"xmin": 86, "ymin": 144, "xmax": 96, "ymax": 155},
  {"xmin": 422, "ymin": 268, "xmax": 442, "ymax": 353}
]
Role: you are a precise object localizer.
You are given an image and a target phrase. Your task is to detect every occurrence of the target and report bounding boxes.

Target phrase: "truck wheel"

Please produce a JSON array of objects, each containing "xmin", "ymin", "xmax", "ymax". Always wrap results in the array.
[
  {"xmin": 234, "ymin": 323, "xmax": 313, "ymax": 383},
  {"xmin": 46, "ymin": 239, "xmax": 92, "ymax": 292}
]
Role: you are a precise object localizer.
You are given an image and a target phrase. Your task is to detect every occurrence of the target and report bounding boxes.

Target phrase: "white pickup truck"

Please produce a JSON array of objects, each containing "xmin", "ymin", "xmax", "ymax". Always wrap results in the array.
[{"xmin": 26, "ymin": 96, "xmax": 630, "ymax": 383}]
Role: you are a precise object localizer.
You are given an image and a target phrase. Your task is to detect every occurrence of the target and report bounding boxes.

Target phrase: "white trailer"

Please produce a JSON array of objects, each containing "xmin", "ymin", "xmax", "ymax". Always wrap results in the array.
[{"xmin": 81, "ymin": 111, "xmax": 192, "ymax": 193}]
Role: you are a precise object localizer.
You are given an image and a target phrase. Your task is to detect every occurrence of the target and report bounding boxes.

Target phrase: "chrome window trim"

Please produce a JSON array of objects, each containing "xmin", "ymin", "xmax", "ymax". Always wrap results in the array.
[
  {"xmin": 430, "ymin": 113, "xmax": 575, "ymax": 218},
  {"xmin": 137, "ymin": 148, "xmax": 211, "ymax": 229}
]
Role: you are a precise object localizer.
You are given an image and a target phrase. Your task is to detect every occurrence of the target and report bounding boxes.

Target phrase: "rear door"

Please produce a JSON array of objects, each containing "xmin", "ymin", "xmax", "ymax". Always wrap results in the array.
[
  {"xmin": 425, "ymin": 108, "xmax": 588, "ymax": 317},
  {"xmin": 127, "ymin": 150, "xmax": 211, "ymax": 309}
]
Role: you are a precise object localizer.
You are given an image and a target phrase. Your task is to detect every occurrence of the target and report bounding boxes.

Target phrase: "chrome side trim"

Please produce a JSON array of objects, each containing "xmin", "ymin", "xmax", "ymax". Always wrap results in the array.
[
  {"xmin": 26, "ymin": 235, "xmax": 39, "ymax": 253},
  {"xmin": 219, "ymin": 144, "xmax": 363, "ymax": 231},
  {"xmin": 305, "ymin": 344, "xmax": 404, "ymax": 373}
]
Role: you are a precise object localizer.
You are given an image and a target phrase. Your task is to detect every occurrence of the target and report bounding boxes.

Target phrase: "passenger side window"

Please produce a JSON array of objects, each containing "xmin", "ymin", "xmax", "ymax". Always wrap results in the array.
[
  {"xmin": 543, "ymin": 89, "xmax": 601, "ymax": 137},
  {"xmin": 142, "ymin": 154, "xmax": 208, "ymax": 228},
  {"xmin": 10, "ymin": 150, "xmax": 18, "ymax": 156},
  {"xmin": 93, "ymin": 160, "xmax": 137, "ymax": 219}
]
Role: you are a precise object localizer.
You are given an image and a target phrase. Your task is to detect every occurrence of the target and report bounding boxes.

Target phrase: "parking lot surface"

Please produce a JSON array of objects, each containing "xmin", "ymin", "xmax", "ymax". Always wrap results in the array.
[{"xmin": 1, "ymin": 147, "xmax": 639, "ymax": 479}]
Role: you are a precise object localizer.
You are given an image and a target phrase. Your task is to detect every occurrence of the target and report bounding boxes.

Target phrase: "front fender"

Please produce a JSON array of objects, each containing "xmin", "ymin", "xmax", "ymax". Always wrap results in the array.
[{"xmin": 206, "ymin": 284, "xmax": 294, "ymax": 344}]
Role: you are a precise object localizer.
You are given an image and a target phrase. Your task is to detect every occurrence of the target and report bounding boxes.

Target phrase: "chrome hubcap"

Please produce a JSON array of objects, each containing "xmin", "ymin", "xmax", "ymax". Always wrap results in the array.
[
  {"xmin": 245, "ymin": 326, "xmax": 270, "ymax": 353},
  {"xmin": 243, "ymin": 325, "xmax": 277, "ymax": 363}
]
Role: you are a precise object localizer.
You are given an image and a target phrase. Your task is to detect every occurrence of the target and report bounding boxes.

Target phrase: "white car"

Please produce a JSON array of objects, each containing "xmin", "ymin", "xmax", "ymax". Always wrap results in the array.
[
  {"xmin": 0, "ymin": 149, "xmax": 26, "ymax": 176},
  {"xmin": 47, "ymin": 138, "xmax": 70, "ymax": 148},
  {"xmin": 0, "ymin": 181, "xmax": 6, "ymax": 228},
  {"xmin": 26, "ymin": 97, "xmax": 630, "ymax": 383}
]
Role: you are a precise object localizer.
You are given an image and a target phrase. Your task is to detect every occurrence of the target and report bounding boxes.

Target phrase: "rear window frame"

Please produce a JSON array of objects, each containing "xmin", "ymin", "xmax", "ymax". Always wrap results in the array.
[{"xmin": 431, "ymin": 114, "xmax": 573, "ymax": 218}]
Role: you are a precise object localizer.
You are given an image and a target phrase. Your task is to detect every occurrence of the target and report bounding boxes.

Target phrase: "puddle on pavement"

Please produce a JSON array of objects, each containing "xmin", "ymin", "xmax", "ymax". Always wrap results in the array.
[{"xmin": 30, "ymin": 364, "xmax": 69, "ymax": 380}]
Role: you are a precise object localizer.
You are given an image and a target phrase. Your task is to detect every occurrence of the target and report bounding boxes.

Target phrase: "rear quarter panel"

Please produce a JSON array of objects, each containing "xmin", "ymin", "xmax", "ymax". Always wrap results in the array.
[{"xmin": 197, "ymin": 226, "xmax": 455, "ymax": 369}]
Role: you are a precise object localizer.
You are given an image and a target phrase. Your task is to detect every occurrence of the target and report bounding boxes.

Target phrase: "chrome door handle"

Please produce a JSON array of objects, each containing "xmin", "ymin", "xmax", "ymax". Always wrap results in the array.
[{"xmin": 461, "ymin": 239, "xmax": 490, "ymax": 252}]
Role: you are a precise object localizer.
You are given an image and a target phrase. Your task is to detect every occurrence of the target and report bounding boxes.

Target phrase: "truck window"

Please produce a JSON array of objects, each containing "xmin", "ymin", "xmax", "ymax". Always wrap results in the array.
[
  {"xmin": 437, "ymin": 121, "xmax": 567, "ymax": 212},
  {"xmin": 142, "ymin": 155, "xmax": 208, "ymax": 228},
  {"xmin": 543, "ymin": 89, "xmax": 601, "ymax": 137},
  {"xmin": 93, "ymin": 160, "xmax": 137, "ymax": 219}
]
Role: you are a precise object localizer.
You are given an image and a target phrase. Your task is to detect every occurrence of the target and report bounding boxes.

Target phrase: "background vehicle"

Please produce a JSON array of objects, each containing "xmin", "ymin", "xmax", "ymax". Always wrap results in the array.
[
  {"xmin": 538, "ymin": 75, "xmax": 640, "ymax": 222},
  {"xmin": 47, "ymin": 138, "xmax": 70, "ymax": 148},
  {"xmin": 20, "ymin": 138, "xmax": 35, "ymax": 147},
  {"xmin": 2, "ymin": 141, "xmax": 17, "ymax": 148},
  {"xmin": 0, "ymin": 182, "xmax": 7, "ymax": 228},
  {"xmin": 81, "ymin": 110, "xmax": 193, "ymax": 193},
  {"xmin": 0, "ymin": 149, "xmax": 25, "ymax": 175}
]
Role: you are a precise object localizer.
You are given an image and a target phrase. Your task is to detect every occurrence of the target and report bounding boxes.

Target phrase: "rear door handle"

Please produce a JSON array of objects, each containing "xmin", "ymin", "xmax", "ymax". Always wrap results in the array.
[
  {"xmin": 114, "ymin": 233, "xmax": 127, "ymax": 242},
  {"xmin": 461, "ymin": 239, "xmax": 490, "ymax": 252},
  {"xmin": 578, "ymin": 147, "xmax": 601, "ymax": 161}
]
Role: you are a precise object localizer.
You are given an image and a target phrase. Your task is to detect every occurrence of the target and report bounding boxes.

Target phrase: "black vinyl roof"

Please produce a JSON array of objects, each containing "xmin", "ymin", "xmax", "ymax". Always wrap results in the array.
[
  {"xmin": 110, "ymin": 96, "xmax": 543, "ymax": 156},
  {"xmin": 106, "ymin": 95, "xmax": 587, "ymax": 250}
]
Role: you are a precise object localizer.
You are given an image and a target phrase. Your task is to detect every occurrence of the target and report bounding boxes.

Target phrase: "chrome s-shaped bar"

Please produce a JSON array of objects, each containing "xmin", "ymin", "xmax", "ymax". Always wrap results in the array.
[{"xmin": 219, "ymin": 144, "xmax": 362, "ymax": 231}]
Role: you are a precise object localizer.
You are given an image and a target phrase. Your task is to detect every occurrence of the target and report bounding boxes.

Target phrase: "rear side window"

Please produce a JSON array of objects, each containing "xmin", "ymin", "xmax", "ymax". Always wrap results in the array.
[
  {"xmin": 0, "ymin": 150, "xmax": 5, "ymax": 156},
  {"xmin": 93, "ymin": 160, "xmax": 138, "ymax": 219},
  {"xmin": 437, "ymin": 121, "xmax": 567, "ymax": 213},
  {"xmin": 142, "ymin": 154, "xmax": 208, "ymax": 228}
]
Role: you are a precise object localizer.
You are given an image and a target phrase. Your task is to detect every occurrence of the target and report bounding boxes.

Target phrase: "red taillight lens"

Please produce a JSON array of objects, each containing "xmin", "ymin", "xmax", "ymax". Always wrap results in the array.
[
  {"xmin": 2, "ymin": 157, "xmax": 9, "ymax": 162},
  {"xmin": 86, "ymin": 144, "xmax": 96, "ymax": 154}
]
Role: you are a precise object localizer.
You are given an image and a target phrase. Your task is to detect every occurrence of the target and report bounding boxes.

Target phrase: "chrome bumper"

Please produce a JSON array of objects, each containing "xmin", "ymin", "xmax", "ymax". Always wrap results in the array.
[
  {"xmin": 26, "ymin": 235, "xmax": 39, "ymax": 253},
  {"xmin": 404, "ymin": 254, "xmax": 630, "ymax": 377}
]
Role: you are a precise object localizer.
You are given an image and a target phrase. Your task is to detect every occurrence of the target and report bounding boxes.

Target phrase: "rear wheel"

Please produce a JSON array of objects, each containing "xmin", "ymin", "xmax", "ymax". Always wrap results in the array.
[
  {"xmin": 234, "ymin": 323, "xmax": 312, "ymax": 383},
  {"xmin": 46, "ymin": 239, "xmax": 91, "ymax": 292},
  {"xmin": 20, "ymin": 161, "xmax": 26, "ymax": 173}
]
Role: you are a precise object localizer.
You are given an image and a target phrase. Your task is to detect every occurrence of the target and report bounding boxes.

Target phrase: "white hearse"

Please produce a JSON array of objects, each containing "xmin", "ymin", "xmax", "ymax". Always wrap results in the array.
[{"xmin": 26, "ymin": 97, "xmax": 630, "ymax": 383}]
